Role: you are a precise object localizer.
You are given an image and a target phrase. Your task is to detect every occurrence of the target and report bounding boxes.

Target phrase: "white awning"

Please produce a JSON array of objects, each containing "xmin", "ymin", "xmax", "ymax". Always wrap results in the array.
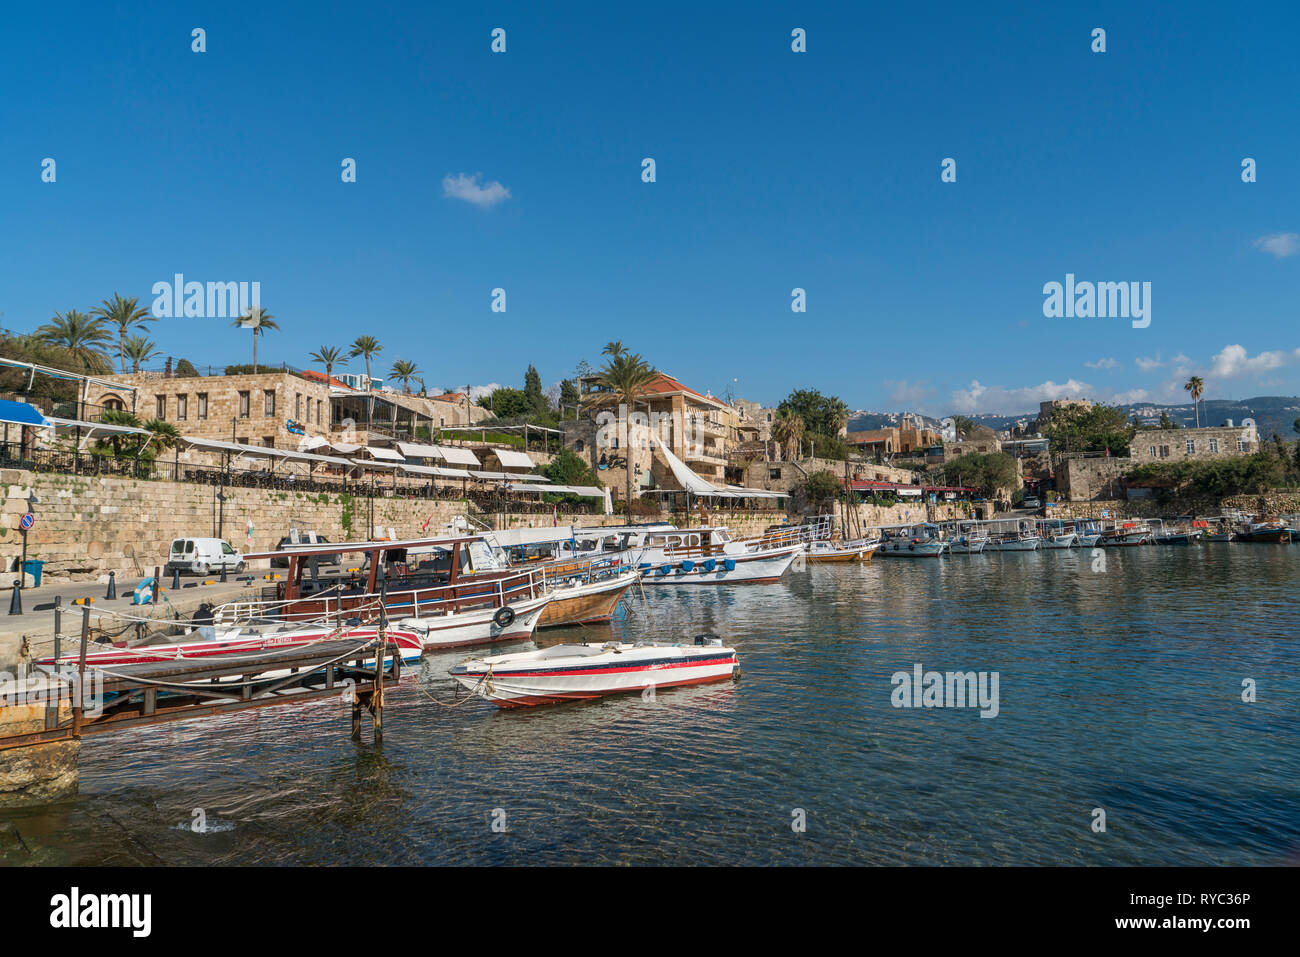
[
  {"xmin": 493, "ymin": 447, "xmax": 535, "ymax": 469},
  {"xmin": 647, "ymin": 435, "xmax": 780, "ymax": 498},
  {"xmin": 511, "ymin": 474, "xmax": 551, "ymax": 482},
  {"xmin": 896, "ymin": 487, "xmax": 922, "ymax": 497},
  {"xmin": 330, "ymin": 442, "xmax": 361, "ymax": 454},
  {"xmin": 350, "ymin": 458, "xmax": 398, "ymax": 470},
  {"xmin": 396, "ymin": 442, "xmax": 443, "ymax": 459},
  {"xmin": 181, "ymin": 436, "xmax": 352, "ymax": 467},
  {"xmin": 468, "ymin": 470, "xmax": 513, "ymax": 480},
  {"xmin": 364, "ymin": 446, "xmax": 405, "ymax": 461},
  {"xmin": 436, "ymin": 445, "xmax": 480, "ymax": 466},
  {"xmin": 400, "ymin": 463, "xmax": 473, "ymax": 479},
  {"xmin": 506, "ymin": 483, "xmax": 605, "ymax": 499}
]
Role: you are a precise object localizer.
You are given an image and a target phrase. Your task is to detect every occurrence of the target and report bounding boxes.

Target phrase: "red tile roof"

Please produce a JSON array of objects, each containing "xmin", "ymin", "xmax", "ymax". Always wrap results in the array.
[
  {"xmin": 641, "ymin": 373, "xmax": 728, "ymax": 408},
  {"xmin": 300, "ymin": 369, "xmax": 350, "ymax": 388}
]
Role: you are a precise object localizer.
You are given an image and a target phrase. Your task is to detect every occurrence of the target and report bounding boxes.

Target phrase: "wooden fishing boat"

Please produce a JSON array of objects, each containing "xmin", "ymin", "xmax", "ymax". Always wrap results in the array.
[
  {"xmin": 449, "ymin": 635, "xmax": 740, "ymax": 708},
  {"xmin": 630, "ymin": 525, "xmax": 805, "ymax": 583},
  {"xmin": 1098, "ymin": 521, "xmax": 1153, "ymax": 546},
  {"xmin": 1236, "ymin": 519, "xmax": 1294, "ymax": 543},
  {"xmin": 235, "ymin": 536, "xmax": 553, "ymax": 649},
  {"xmin": 805, "ymin": 538, "xmax": 880, "ymax": 562}
]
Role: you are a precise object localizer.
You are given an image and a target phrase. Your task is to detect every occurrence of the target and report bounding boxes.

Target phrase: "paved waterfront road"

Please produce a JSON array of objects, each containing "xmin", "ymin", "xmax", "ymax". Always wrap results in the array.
[{"xmin": 3, "ymin": 545, "xmax": 1298, "ymax": 865}]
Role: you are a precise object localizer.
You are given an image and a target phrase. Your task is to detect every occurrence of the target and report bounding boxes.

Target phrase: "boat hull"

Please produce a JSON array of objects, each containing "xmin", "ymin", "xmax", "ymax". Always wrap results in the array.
[
  {"xmin": 538, "ymin": 573, "xmax": 637, "ymax": 627},
  {"xmin": 642, "ymin": 545, "xmax": 802, "ymax": 584},
  {"xmin": 877, "ymin": 540, "xmax": 947, "ymax": 557},
  {"xmin": 449, "ymin": 642, "xmax": 739, "ymax": 708},
  {"xmin": 805, "ymin": 542, "xmax": 879, "ymax": 563},
  {"xmin": 399, "ymin": 593, "xmax": 552, "ymax": 649}
]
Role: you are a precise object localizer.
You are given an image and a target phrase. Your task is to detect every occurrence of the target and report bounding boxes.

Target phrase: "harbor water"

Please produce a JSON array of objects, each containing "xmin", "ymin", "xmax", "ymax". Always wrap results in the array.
[{"xmin": 3, "ymin": 546, "xmax": 1297, "ymax": 866}]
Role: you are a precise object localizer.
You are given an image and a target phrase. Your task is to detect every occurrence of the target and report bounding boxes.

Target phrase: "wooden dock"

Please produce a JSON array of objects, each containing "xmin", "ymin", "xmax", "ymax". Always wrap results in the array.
[{"xmin": 0, "ymin": 622, "xmax": 401, "ymax": 804}]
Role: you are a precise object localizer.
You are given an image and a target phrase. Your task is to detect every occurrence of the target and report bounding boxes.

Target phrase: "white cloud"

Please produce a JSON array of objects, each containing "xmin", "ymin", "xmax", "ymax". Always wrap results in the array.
[
  {"xmin": 885, "ymin": 379, "xmax": 934, "ymax": 407},
  {"xmin": 1253, "ymin": 232, "xmax": 1300, "ymax": 258},
  {"xmin": 1209, "ymin": 344, "xmax": 1300, "ymax": 378},
  {"xmin": 949, "ymin": 378, "xmax": 1093, "ymax": 414},
  {"xmin": 1135, "ymin": 354, "xmax": 1165, "ymax": 372},
  {"xmin": 468, "ymin": 382, "xmax": 502, "ymax": 400},
  {"xmin": 1085, "ymin": 357, "xmax": 1117, "ymax": 370},
  {"xmin": 442, "ymin": 172, "xmax": 512, "ymax": 207}
]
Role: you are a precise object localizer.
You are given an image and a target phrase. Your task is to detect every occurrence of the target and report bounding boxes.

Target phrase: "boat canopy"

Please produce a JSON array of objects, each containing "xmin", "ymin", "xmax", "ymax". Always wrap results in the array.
[{"xmin": 0, "ymin": 399, "xmax": 51, "ymax": 428}]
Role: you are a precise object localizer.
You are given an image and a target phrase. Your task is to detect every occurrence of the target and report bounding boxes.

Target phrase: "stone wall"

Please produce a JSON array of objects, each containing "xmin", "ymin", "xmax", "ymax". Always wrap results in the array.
[
  {"xmin": 1061, "ymin": 457, "xmax": 1127, "ymax": 501},
  {"xmin": 0, "ymin": 469, "xmax": 822, "ymax": 583}
]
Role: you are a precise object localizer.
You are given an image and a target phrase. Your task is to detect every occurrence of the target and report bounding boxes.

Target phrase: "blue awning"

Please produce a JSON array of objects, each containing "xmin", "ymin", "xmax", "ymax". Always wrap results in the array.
[{"xmin": 0, "ymin": 400, "xmax": 52, "ymax": 428}]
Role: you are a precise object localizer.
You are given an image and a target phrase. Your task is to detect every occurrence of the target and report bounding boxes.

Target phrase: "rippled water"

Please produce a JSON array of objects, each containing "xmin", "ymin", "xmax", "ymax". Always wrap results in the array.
[{"xmin": 3, "ymin": 547, "xmax": 1298, "ymax": 866}]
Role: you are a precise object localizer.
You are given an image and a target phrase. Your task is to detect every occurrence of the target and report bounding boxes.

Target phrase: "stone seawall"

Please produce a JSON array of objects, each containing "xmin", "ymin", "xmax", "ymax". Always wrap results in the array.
[{"xmin": 0, "ymin": 470, "xmax": 634, "ymax": 584}]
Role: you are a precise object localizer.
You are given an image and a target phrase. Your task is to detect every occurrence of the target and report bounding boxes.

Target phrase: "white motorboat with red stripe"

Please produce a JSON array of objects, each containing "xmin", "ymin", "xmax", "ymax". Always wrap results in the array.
[
  {"xmin": 36, "ymin": 619, "xmax": 424, "ymax": 670},
  {"xmin": 449, "ymin": 635, "xmax": 740, "ymax": 708}
]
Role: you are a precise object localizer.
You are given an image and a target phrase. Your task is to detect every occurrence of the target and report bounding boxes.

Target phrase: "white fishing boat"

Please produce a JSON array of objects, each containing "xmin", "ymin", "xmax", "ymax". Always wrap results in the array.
[
  {"xmin": 1036, "ymin": 520, "xmax": 1077, "ymax": 549},
  {"xmin": 631, "ymin": 525, "xmax": 805, "ymax": 583},
  {"xmin": 877, "ymin": 524, "xmax": 948, "ymax": 557},
  {"xmin": 1072, "ymin": 520, "xmax": 1103, "ymax": 547},
  {"xmin": 942, "ymin": 521, "xmax": 988, "ymax": 554},
  {"xmin": 448, "ymin": 635, "xmax": 740, "ymax": 708}
]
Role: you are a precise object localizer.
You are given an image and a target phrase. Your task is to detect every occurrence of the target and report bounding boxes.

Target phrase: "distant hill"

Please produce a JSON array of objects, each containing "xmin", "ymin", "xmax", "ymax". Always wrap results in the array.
[{"xmin": 849, "ymin": 396, "xmax": 1300, "ymax": 441}]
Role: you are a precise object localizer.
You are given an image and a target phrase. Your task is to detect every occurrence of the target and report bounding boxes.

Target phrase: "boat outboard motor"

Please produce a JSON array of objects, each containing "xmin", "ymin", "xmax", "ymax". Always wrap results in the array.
[{"xmin": 694, "ymin": 634, "xmax": 723, "ymax": 647}]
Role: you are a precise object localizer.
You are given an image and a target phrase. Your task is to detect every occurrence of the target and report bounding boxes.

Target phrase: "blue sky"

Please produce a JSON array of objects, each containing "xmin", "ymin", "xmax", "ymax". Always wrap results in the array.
[{"xmin": 2, "ymin": 1, "xmax": 1297, "ymax": 415}]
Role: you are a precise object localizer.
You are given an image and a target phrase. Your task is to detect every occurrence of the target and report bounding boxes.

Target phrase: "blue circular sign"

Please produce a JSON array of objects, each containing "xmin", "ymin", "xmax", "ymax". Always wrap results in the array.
[{"xmin": 20, "ymin": 513, "xmax": 34, "ymax": 530}]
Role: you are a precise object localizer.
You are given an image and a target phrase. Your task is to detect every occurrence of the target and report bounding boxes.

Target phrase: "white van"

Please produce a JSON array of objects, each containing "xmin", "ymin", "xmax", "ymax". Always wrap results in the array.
[{"xmin": 166, "ymin": 538, "xmax": 245, "ymax": 576}]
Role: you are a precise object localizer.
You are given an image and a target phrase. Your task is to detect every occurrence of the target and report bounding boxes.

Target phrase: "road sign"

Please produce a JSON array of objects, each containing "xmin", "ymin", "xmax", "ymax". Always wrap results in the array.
[{"xmin": 19, "ymin": 513, "xmax": 34, "ymax": 530}]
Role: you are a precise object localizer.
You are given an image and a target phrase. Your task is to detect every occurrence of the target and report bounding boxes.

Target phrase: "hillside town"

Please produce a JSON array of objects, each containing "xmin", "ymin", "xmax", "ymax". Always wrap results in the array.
[{"xmin": 2, "ymin": 299, "xmax": 1299, "ymax": 591}]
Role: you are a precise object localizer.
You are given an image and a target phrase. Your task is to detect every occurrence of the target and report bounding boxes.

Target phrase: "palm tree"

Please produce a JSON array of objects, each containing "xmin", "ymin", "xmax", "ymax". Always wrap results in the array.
[
  {"xmin": 232, "ymin": 307, "xmax": 278, "ymax": 373},
  {"xmin": 1184, "ymin": 376, "xmax": 1204, "ymax": 428},
  {"xmin": 349, "ymin": 336, "xmax": 382, "ymax": 389},
  {"xmin": 141, "ymin": 418, "xmax": 180, "ymax": 451},
  {"xmin": 771, "ymin": 411, "xmax": 805, "ymax": 462},
  {"xmin": 123, "ymin": 334, "xmax": 162, "ymax": 373},
  {"xmin": 309, "ymin": 345, "xmax": 344, "ymax": 382},
  {"xmin": 390, "ymin": 359, "xmax": 420, "ymax": 394},
  {"xmin": 592, "ymin": 350, "xmax": 658, "ymax": 512},
  {"xmin": 350, "ymin": 336, "xmax": 383, "ymax": 429},
  {"xmin": 601, "ymin": 341, "xmax": 626, "ymax": 360},
  {"xmin": 91, "ymin": 293, "xmax": 153, "ymax": 373},
  {"xmin": 36, "ymin": 310, "xmax": 113, "ymax": 373}
]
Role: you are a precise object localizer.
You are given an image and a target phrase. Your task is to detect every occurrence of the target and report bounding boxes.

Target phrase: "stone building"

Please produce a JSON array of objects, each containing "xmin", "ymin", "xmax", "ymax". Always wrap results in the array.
[
  {"xmin": 86, "ymin": 372, "xmax": 492, "ymax": 450},
  {"xmin": 567, "ymin": 372, "xmax": 739, "ymax": 500},
  {"xmin": 846, "ymin": 423, "xmax": 941, "ymax": 458},
  {"xmin": 1129, "ymin": 423, "xmax": 1260, "ymax": 463},
  {"xmin": 1035, "ymin": 398, "xmax": 1094, "ymax": 431},
  {"xmin": 733, "ymin": 399, "xmax": 778, "ymax": 444},
  {"xmin": 942, "ymin": 435, "xmax": 1003, "ymax": 462},
  {"xmin": 89, "ymin": 371, "xmax": 334, "ymax": 448}
]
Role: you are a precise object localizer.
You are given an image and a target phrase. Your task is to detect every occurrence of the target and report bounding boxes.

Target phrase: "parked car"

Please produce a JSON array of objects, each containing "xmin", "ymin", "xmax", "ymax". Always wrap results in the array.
[
  {"xmin": 1022, "ymin": 495, "xmax": 1042, "ymax": 509},
  {"xmin": 166, "ymin": 538, "xmax": 245, "ymax": 576},
  {"xmin": 271, "ymin": 535, "xmax": 342, "ymax": 568}
]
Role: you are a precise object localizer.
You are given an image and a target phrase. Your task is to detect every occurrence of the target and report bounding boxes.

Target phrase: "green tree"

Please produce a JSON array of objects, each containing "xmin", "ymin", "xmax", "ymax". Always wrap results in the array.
[
  {"xmin": 478, "ymin": 387, "xmax": 534, "ymax": 419},
  {"xmin": 232, "ymin": 306, "xmax": 277, "ymax": 373},
  {"xmin": 524, "ymin": 364, "xmax": 547, "ymax": 414},
  {"xmin": 390, "ymin": 358, "xmax": 420, "ymax": 394},
  {"xmin": 771, "ymin": 410, "xmax": 805, "ymax": 461},
  {"xmin": 123, "ymin": 334, "xmax": 161, "ymax": 373},
  {"xmin": 1184, "ymin": 376, "xmax": 1204, "ymax": 428},
  {"xmin": 92, "ymin": 293, "xmax": 154, "ymax": 374},
  {"xmin": 310, "ymin": 345, "xmax": 344, "ymax": 381},
  {"xmin": 174, "ymin": 358, "xmax": 200, "ymax": 377},
  {"xmin": 591, "ymin": 349, "xmax": 658, "ymax": 511},
  {"xmin": 801, "ymin": 469, "xmax": 842, "ymax": 510},
  {"xmin": 349, "ymin": 336, "xmax": 382, "ymax": 389},
  {"xmin": 942, "ymin": 451, "xmax": 1020, "ymax": 497},
  {"xmin": 559, "ymin": 378, "xmax": 580, "ymax": 418},
  {"xmin": 1042, "ymin": 403, "xmax": 1135, "ymax": 455},
  {"xmin": 36, "ymin": 310, "xmax": 113, "ymax": 373}
]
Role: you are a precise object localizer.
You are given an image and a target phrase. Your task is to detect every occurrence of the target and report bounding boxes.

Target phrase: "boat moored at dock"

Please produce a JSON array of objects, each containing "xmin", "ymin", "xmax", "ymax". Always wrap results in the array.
[{"xmin": 448, "ymin": 635, "xmax": 740, "ymax": 708}]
